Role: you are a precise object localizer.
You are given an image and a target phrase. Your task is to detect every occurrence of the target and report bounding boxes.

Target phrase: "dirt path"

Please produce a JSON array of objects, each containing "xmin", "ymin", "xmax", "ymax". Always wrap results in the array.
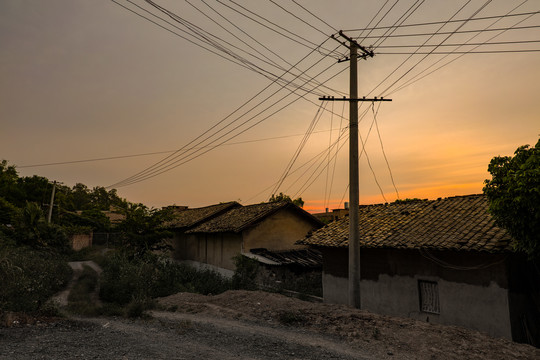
[{"xmin": 51, "ymin": 261, "xmax": 102, "ymax": 307}]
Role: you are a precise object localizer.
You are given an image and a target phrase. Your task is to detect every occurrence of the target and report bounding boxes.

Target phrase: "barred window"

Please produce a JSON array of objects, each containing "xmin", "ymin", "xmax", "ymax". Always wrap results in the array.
[{"xmin": 418, "ymin": 280, "xmax": 440, "ymax": 314}]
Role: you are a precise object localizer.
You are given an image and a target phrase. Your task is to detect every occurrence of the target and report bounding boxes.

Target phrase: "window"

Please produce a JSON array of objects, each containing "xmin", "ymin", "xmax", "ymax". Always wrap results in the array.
[{"xmin": 418, "ymin": 280, "xmax": 440, "ymax": 314}]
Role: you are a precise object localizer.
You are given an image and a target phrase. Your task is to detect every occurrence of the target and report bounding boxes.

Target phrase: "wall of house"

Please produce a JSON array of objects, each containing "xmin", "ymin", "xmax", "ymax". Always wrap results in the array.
[
  {"xmin": 70, "ymin": 233, "xmax": 92, "ymax": 251},
  {"xmin": 320, "ymin": 247, "xmax": 513, "ymax": 340},
  {"xmin": 173, "ymin": 232, "xmax": 242, "ymax": 271},
  {"xmin": 243, "ymin": 208, "xmax": 315, "ymax": 252}
]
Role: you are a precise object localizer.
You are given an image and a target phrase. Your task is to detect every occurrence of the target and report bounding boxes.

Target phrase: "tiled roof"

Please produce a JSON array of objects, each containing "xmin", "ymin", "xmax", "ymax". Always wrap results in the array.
[
  {"xmin": 249, "ymin": 248, "xmax": 323, "ymax": 268},
  {"xmin": 297, "ymin": 195, "xmax": 514, "ymax": 253},
  {"xmin": 187, "ymin": 201, "xmax": 321, "ymax": 233},
  {"xmin": 164, "ymin": 202, "xmax": 241, "ymax": 229}
]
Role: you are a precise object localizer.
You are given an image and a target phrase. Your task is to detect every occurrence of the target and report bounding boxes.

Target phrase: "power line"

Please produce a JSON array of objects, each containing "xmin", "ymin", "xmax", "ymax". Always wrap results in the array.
[
  {"xmin": 354, "ymin": 0, "xmax": 394, "ymax": 43},
  {"xmin": 108, "ymin": 60, "xmax": 348, "ymax": 189},
  {"xmin": 271, "ymin": 102, "xmax": 327, "ymax": 198},
  {"xmin": 326, "ymin": 101, "xmax": 347, "ymax": 210},
  {"xmin": 372, "ymin": 0, "xmax": 426, "ymax": 48},
  {"xmin": 269, "ymin": 0, "xmax": 329, "ymax": 38},
  {"xmin": 356, "ymin": 24, "xmax": 540, "ymax": 39},
  {"xmin": 323, "ymin": 101, "xmax": 335, "ymax": 210},
  {"xmin": 110, "ymin": 0, "xmax": 359, "ymax": 189},
  {"xmin": 377, "ymin": 49, "xmax": 540, "ymax": 54},
  {"xmin": 291, "ymin": 0, "xmax": 338, "ymax": 33},
  {"xmin": 140, "ymin": 0, "xmax": 325, "ymax": 95},
  {"xmin": 216, "ymin": 0, "xmax": 341, "ymax": 58},
  {"xmin": 345, "ymin": 10, "xmax": 540, "ymax": 31},
  {"xmin": 18, "ymin": 129, "xmax": 344, "ymax": 169},
  {"xmin": 356, "ymin": 0, "xmax": 404, "ymax": 45},
  {"xmin": 187, "ymin": 0, "xmax": 344, "ymax": 96},
  {"xmin": 376, "ymin": 39, "xmax": 540, "ymax": 48},
  {"xmin": 106, "ymin": 6, "xmax": 343, "ymax": 189},
  {"xmin": 371, "ymin": 102, "xmax": 400, "ymax": 200},
  {"xmin": 366, "ymin": 0, "xmax": 476, "ymax": 98},
  {"xmin": 245, "ymin": 124, "xmax": 349, "ymax": 204},
  {"xmin": 385, "ymin": 1, "xmax": 534, "ymax": 96},
  {"xmin": 376, "ymin": 0, "xmax": 492, "ymax": 97}
]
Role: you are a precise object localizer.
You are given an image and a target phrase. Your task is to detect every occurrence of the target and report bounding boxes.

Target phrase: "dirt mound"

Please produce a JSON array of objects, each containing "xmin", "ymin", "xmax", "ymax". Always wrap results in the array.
[{"xmin": 158, "ymin": 290, "xmax": 539, "ymax": 360}]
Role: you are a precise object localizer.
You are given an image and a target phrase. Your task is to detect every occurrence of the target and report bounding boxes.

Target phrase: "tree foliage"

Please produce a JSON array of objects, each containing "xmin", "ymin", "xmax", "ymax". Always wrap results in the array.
[
  {"xmin": 115, "ymin": 204, "xmax": 174, "ymax": 256},
  {"xmin": 0, "ymin": 160, "xmax": 130, "ymax": 249},
  {"xmin": 483, "ymin": 138, "xmax": 540, "ymax": 258},
  {"xmin": 269, "ymin": 192, "xmax": 304, "ymax": 208}
]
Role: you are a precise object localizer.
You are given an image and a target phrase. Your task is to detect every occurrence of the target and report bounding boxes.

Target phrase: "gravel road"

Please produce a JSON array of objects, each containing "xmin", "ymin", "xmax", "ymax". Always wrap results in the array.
[{"xmin": 0, "ymin": 313, "xmax": 371, "ymax": 360}]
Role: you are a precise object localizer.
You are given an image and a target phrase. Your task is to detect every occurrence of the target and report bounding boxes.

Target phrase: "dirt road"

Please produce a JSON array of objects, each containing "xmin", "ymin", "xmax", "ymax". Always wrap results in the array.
[
  {"xmin": 1, "ymin": 313, "xmax": 370, "ymax": 359},
  {"xmin": 1, "ymin": 290, "xmax": 539, "ymax": 359}
]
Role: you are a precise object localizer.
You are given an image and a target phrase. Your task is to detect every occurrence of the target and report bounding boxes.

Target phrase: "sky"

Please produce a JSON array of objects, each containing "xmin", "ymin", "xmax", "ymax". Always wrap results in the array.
[{"xmin": 1, "ymin": 0, "xmax": 539, "ymax": 213}]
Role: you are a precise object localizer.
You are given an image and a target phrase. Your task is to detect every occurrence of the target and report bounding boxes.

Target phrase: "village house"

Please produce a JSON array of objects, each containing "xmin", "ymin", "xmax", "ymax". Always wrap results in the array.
[
  {"xmin": 166, "ymin": 201, "xmax": 323, "ymax": 277},
  {"xmin": 297, "ymin": 194, "xmax": 539, "ymax": 346}
]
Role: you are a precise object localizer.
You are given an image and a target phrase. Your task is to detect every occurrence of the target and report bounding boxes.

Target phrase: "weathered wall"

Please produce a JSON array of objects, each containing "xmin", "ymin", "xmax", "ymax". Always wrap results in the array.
[
  {"xmin": 173, "ymin": 232, "xmax": 242, "ymax": 271},
  {"xmin": 320, "ymin": 247, "xmax": 513, "ymax": 340},
  {"xmin": 243, "ymin": 208, "xmax": 314, "ymax": 252},
  {"xmin": 71, "ymin": 234, "xmax": 92, "ymax": 251}
]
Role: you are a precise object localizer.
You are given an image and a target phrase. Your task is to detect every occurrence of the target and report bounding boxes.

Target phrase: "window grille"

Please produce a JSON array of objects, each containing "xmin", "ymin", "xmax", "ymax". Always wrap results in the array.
[{"xmin": 418, "ymin": 280, "xmax": 440, "ymax": 314}]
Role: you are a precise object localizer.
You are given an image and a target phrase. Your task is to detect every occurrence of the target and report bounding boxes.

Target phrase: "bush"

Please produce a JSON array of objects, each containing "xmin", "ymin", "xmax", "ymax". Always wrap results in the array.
[
  {"xmin": 0, "ymin": 247, "xmax": 72, "ymax": 313},
  {"xmin": 99, "ymin": 252, "xmax": 231, "ymax": 307},
  {"xmin": 231, "ymin": 255, "xmax": 259, "ymax": 290}
]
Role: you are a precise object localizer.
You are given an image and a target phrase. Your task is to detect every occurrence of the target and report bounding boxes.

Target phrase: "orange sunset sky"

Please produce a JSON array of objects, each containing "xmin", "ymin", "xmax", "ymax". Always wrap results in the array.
[{"xmin": 1, "ymin": 1, "xmax": 539, "ymax": 213}]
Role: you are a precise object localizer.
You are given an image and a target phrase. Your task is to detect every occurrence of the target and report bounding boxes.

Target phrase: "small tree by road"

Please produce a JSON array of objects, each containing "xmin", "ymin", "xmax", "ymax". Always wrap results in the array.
[{"xmin": 483, "ymin": 138, "xmax": 540, "ymax": 258}]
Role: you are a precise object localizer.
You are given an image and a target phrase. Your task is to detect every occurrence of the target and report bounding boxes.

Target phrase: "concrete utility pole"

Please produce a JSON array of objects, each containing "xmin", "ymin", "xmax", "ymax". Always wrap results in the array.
[
  {"xmin": 321, "ymin": 31, "xmax": 391, "ymax": 308},
  {"xmin": 348, "ymin": 42, "xmax": 361, "ymax": 309},
  {"xmin": 47, "ymin": 181, "xmax": 56, "ymax": 224}
]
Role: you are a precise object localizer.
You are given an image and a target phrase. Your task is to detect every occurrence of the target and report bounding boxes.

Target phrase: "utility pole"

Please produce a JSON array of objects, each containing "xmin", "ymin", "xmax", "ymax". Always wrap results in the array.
[
  {"xmin": 321, "ymin": 31, "xmax": 391, "ymax": 308},
  {"xmin": 348, "ymin": 41, "xmax": 361, "ymax": 309},
  {"xmin": 47, "ymin": 181, "xmax": 56, "ymax": 224}
]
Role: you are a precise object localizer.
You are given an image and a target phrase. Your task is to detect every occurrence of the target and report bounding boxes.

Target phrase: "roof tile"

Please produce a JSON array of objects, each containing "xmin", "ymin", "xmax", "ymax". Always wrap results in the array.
[{"xmin": 298, "ymin": 195, "xmax": 514, "ymax": 253}]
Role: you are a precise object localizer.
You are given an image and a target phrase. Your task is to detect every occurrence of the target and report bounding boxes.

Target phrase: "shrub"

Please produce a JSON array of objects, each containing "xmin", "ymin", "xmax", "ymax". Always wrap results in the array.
[
  {"xmin": 0, "ymin": 247, "xmax": 72, "ymax": 313},
  {"xmin": 99, "ymin": 252, "xmax": 231, "ymax": 307},
  {"xmin": 231, "ymin": 255, "xmax": 259, "ymax": 290}
]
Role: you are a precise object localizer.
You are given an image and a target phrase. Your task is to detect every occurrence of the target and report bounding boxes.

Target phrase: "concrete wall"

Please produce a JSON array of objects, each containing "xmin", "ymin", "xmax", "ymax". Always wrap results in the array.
[
  {"xmin": 320, "ymin": 247, "xmax": 513, "ymax": 340},
  {"xmin": 243, "ymin": 208, "xmax": 314, "ymax": 252}
]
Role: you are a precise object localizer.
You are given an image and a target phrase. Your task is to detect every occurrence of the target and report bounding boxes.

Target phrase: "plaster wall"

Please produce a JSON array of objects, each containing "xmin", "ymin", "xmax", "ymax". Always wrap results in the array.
[
  {"xmin": 320, "ymin": 247, "xmax": 513, "ymax": 340},
  {"xmin": 243, "ymin": 208, "xmax": 314, "ymax": 251},
  {"xmin": 322, "ymin": 273, "xmax": 349, "ymax": 305},
  {"xmin": 322, "ymin": 272, "xmax": 512, "ymax": 340}
]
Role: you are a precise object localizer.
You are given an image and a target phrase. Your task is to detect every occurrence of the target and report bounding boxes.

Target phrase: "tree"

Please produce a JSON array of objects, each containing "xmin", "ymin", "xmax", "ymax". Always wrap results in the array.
[
  {"xmin": 70, "ymin": 183, "xmax": 92, "ymax": 210},
  {"xmin": 116, "ymin": 204, "xmax": 173, "ymax": 256},
  {"xmin": 268, "ymin": 192, "xmax": 304, "ymax": 208},
  {"xmin": 12, "ymin": 201, "xmax": 69, "ymax": 250},
  {"xmin": 483, "ymin": 138, "xmax": 540, "ymax": 258}
]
